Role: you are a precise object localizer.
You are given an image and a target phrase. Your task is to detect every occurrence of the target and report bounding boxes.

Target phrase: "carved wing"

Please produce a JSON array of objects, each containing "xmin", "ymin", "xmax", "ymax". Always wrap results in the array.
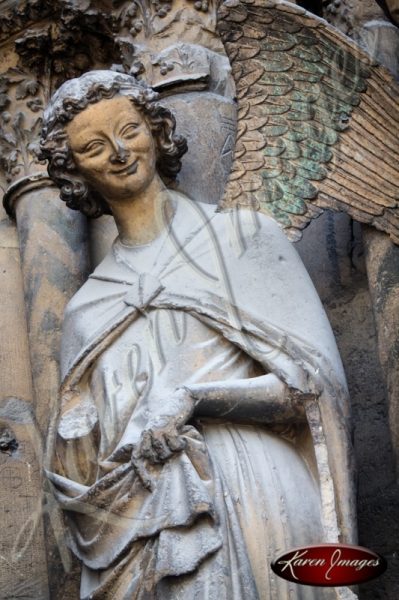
[{"xmin": 216, "ymin": 0, "xmax": 399, "ymax": 242}]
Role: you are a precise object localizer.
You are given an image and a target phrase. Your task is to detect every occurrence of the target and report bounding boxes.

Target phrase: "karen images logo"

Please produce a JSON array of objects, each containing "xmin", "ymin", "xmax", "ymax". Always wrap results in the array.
[{"xmin": 271, "ymin": 544, "xmax": 387, "ymax": 587}]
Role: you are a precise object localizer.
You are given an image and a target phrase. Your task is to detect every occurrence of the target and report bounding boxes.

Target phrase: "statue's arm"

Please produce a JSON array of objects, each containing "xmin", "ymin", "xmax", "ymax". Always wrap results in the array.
[
  {"xmin": 185, "ymin": 373, "xmax": 307, "ymax": 424},
  {"xmin": 142, "ymin": 373, "xmax": 309, "ymax": 437},
  {"xmin": 126, "ymin": 373, "xmax": 309, "ymax": 487}
]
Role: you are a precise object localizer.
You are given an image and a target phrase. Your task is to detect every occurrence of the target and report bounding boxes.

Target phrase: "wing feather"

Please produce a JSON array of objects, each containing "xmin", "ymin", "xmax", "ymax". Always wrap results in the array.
[{"xmin": 217, "ymin": 0, "xmax": 399, "ymax": 243}]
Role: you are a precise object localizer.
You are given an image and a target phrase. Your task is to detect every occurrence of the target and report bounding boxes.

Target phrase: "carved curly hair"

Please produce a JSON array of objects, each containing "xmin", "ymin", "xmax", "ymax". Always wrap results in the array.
[{"xmin": 39, "ymin": 71, "xmax": 188, "ymax": 218}]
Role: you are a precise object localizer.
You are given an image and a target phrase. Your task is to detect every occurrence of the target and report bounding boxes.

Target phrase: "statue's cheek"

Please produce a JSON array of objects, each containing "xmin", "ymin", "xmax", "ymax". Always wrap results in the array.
[
  {"xmin": 128, "ymin": 131, "xmax": 155, "ymax": 157},
  {"xmin": 75, "ymin": 155, "xmax": 108, "ymax": 178}
]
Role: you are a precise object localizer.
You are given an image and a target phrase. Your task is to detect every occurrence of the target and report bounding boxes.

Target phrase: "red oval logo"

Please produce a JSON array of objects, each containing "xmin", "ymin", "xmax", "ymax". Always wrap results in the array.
[{"xmin": 271, "ymin": 544, "xmax": 387, "ymax": 587}]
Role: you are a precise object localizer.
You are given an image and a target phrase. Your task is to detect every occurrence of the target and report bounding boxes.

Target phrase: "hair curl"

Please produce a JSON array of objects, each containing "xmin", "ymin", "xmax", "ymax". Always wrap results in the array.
[{"xmin": 39, "ymin": 71, "xmax": 188, "ymax": 218}]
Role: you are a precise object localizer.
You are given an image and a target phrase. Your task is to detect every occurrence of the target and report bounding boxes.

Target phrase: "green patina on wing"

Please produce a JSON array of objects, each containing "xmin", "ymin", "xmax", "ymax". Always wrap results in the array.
[{"xmin": 217, "ymin": 0, "xmax": 399, "ymax": 243}]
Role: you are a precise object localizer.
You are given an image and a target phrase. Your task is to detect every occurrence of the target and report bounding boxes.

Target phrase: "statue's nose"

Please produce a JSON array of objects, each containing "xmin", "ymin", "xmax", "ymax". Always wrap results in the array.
[{"xmin": 110, "ymin": 141, "xmax": 128, "ymax": 164}]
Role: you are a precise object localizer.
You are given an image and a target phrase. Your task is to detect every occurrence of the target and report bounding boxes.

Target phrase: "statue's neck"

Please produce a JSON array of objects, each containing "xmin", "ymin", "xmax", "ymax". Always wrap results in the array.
[{"xmin": 107, "ymin": 176, "xmax": 175, "ymax": 247}]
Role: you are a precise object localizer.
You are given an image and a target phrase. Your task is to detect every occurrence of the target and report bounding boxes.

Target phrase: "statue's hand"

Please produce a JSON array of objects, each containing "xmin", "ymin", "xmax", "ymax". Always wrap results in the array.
[
  {"xmin": 134, "ymin": 414, "xmax": 188, "ymax": 464},
  {"xmin": 130, "ymin": 388, "xmax": 195, "ymax": 490}
]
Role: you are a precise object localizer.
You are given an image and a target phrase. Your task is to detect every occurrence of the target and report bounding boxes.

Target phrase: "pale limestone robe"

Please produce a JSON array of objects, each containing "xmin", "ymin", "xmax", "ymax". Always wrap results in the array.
[{"xmin": 48, "ymin": 193, "xmax": 355, "ymax": 600}]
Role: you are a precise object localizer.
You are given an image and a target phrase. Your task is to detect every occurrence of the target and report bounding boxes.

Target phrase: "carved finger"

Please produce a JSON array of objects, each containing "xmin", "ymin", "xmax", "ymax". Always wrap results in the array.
[
  {"xmin": 150, "ymin": 431, "xmax": 173, "ymax": 462},
  {"xmin": 138, "ymin": 430, "xmax": 153, "ymax": 458},
  {"xmin": 165, "ymin": 432, "xmax": 186, "ymax": 453},
  {"xmin": 174, "ymin": 414, "xmax": 187, "ymax": 431},
  {"xmin": 130, "ymin": 453, "xmax": 153, "ymax": 492}
]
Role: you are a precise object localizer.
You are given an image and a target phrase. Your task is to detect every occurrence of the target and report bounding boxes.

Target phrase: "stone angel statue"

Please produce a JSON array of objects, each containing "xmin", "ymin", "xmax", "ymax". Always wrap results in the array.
[
  {"xmin": 39, "ymin": 70, "xmax": 350, "ymax": 600},
  {"xmin": 38, "ymin": 2, "xmax": 399, "ymax": 599}
]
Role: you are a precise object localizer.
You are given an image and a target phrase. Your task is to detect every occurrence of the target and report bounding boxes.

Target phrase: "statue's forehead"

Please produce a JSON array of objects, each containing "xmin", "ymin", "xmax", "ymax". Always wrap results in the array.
[{"xmin": 66, "ymin": 96, "xmax": 143, "ymax": 137}]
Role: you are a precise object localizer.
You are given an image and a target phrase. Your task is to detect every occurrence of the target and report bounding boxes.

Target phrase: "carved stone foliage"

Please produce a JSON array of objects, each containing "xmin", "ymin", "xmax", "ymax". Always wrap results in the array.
[
  {"xmin": 0, "ymin": 0, "xmax": 110, "ymax": 42},
  {"xmin": 15, "ymin": 24, "xmax": 117, "ymax": 87},
  {"xmin": 0, "ymin": 1, "xmax": 225, "ymax": 82},
  {"xmin": 0, "ymin": 0, "xmax": 51, "ymax": 40},
  {"xmin": 114, "ymin": 0, "xmax": 212, "ymax": 39},
  {"xmin": 0, "ymin": 66, "xmax": 46, "ymax": 187},
  {"xmin": 112, "ymin": 0, "xmax": 229, "ymax": 90}
]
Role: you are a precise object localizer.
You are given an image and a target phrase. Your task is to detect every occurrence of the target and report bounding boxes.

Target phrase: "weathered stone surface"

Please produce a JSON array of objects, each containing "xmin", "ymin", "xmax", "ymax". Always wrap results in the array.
[
  {"xmin": 7, "ymin": 183, "xmax": 88, "ymax": 600},
  {"xmin": 321, "ymin": 3, "xmax": 399, "ymax": 598},
  {"xmin": 364, "ymin": 229, "xmax": 399, "ymax": 459},
  {"xmin": 349, "ymin": 0, "xmax": 399, "ymax": 75},
  {"xmin": 386, "ymin": 0, "xmax": 399, "ymax": 22},
  {"xmin": 11, "ymin": 184, "xmax": 90, "ymax": 432},
  {"xmin": 0, "ymin": 398, "xmax": 49, "ymax": 600},
  {"xmin": 325, "ymin": 269, "xmax": 399, "ymax": 600},
  {"xmin": 164, "ymin": 93, "xmax": 236, "ymax": 204},
  {"xmin": 0, "ymin": 201, "xmax": 49, "ymax": 599},
  {"xmin": 375, "ymin": 0, "xmax": 399, "ymax": 24},
  {"xmin": 298, "ymin": 208, "xmax": 399, "ymax": 600},
  {"xmin": 296, "ymin": 211, "xmax": 354, "ymax": 303}
]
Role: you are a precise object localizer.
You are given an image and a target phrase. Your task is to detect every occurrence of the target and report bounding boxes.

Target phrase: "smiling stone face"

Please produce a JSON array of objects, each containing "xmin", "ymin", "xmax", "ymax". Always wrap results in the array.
[{"xmin": 66, "ymin": 95, "xmax": 158, "ymax": 202}]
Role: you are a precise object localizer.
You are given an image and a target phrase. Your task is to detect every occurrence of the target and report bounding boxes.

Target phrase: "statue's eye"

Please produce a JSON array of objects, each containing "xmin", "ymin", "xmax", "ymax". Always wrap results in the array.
[
  {"xmin": 84, "ymin": 140, "xmax": 105, "ymax": 154},
  {"xmin": 120, "ymin": 123, "xmax": 139, "ymax": 138}
]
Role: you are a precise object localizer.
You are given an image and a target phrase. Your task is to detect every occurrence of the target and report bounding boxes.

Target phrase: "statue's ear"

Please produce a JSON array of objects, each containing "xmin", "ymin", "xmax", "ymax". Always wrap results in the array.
[{"xmin": 154, "ymin": 108, "xmax": 176, "ymax": 153}]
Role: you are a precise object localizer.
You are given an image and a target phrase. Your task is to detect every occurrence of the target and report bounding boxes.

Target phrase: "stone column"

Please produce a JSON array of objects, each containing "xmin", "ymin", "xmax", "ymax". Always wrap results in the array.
[
  {"xmin": 0, "ymin": 199, "xmax": 50, "ymax": 599},
  {"xmin": 351, "ymin": 1, "xmax": 399, "ymax": 476},
  {"xmin": 0, "ymin": 49, "xmax": 89, "ymax": 598},
  {"xmin": 323, "ymin": 3, "xmax": 399, "ymax": 598},
  {"xmin": 363, "ymin": 229, "xmax": 399, "ymax": 454},
  {"xmin": 324, "ymin": 0, "xmax": 399, "ymax": 472},
  {"xmin": 4, "ymin": 178, "xmax": 90, "ymax": 436}
]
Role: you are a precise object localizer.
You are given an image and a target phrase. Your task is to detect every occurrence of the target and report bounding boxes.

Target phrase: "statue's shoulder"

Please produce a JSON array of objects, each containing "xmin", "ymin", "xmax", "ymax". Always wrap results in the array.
[
  {"xmin": 64, "ymin": 249, "xmax": 131, "ymax": 319},
  {"xmin": 208, "ymin": 205, "xmax": 296, "ymax": 259},
  {"xmin": 172, "ymin": 191, "xmax": 286, "ymax": 249}
]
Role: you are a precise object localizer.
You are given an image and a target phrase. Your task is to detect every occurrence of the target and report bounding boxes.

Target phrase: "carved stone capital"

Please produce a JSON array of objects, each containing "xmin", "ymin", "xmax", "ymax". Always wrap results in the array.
[{"xmin": 0, "ymin": 65, "xmax": 47, "ymax": 188}]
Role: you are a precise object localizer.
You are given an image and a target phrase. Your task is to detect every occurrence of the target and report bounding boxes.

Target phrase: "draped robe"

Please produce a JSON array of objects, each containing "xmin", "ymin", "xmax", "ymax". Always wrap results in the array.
[{"xmin": 48, "ymin": 192, "xmax": 356, "ymax": 600}]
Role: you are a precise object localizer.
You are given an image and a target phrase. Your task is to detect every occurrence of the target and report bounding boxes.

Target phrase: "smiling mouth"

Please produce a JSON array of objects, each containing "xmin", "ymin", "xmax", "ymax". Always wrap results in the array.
[{"xmin": 111, "ymin": 160, "xmax": 138, "ymax": 175}]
